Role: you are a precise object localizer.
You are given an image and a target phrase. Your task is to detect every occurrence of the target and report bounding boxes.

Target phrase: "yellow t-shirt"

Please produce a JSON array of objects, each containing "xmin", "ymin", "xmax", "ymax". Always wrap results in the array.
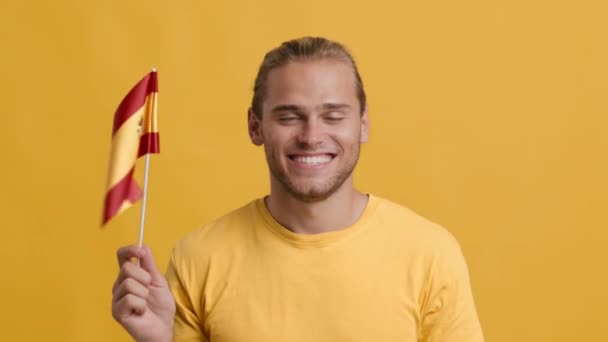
[{"xmin": 166, "ymin": 195, "xmax": 483, "ymax": 341}]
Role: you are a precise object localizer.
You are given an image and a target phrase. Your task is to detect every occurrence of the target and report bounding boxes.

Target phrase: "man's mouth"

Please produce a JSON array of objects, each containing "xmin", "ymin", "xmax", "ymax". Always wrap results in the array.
[{"xmin": 289, "ymin": 154, "xmax": 335, "ymax": 166}]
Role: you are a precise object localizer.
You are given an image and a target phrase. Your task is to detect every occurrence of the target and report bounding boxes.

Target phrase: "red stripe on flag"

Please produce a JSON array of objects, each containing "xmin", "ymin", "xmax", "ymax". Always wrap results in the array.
[
  {"xmin": 112, "ymin": 72, "xmax": 158, "ymax": 135},
  {"xmin": 102, "ymin": 168, "xmax": 142, "ymax": 225},
  {"xmin": 138, "ymin": 132, "xmax": 160, "ymax": 157}
]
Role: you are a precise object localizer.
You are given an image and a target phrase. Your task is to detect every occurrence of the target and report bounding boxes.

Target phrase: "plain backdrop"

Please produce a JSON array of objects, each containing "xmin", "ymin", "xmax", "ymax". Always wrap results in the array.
[{"xmin": 1, "ymin": 0, "xmax": 606, "ymax": 341}]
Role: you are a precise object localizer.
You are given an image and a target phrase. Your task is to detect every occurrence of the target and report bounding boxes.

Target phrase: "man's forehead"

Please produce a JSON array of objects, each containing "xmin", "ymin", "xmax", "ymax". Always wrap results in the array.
[
  {"xmin": 267, "ymin": 58, "xmax": 354, "ymax": 79},
  {"xmin": 264, "ymin": 60, "xmax": 357, "ymax": 99}
]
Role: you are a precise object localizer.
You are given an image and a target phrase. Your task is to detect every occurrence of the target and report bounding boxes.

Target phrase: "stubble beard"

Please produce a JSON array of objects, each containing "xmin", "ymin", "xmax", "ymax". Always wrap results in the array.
[{"xmin": 265, "ymin": 144, "xmax": 361, "ymax": 203}]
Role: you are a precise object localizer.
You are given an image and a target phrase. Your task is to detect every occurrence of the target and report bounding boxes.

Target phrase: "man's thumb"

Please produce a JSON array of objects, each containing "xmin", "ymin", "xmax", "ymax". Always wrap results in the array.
[{"xmin": 140, "ymin": 246, "xmax": 165, "ymax": 284}]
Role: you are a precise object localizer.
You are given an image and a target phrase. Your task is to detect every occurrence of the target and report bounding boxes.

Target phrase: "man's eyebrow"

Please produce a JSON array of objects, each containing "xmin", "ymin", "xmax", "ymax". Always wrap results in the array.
[
  {"xmin": 271, "ymin": 103, "xmax": 352, "ymax": 113},
  {"xmin": 319, "ymin": 103, "xmax": 352, "ymax": 110},
  {"xmin": 271, "ymin": 104, "xmax": 302, "ymax": 113}
]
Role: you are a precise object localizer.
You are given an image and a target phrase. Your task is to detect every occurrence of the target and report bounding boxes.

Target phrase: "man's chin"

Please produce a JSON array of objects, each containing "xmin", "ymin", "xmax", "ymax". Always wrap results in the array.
[
  {"xmin": 285, "ymin": 184, "xmax": 338, "ymax": 203},
  {"xmin": 290, "ymin": 193, "xmax": 332, "ymax": 203}
]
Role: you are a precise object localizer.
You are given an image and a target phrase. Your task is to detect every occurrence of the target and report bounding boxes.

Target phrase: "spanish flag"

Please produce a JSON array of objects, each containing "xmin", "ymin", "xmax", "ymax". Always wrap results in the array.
[{"xmin": 102, "ymin": 70, "xmax": 159, "ymax": 226}]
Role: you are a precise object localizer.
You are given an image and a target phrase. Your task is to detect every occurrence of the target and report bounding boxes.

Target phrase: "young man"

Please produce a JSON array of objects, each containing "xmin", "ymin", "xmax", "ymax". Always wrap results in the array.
[{"xmin": 112, "ymin": 37, "xmax": 484, "ymax": 342}]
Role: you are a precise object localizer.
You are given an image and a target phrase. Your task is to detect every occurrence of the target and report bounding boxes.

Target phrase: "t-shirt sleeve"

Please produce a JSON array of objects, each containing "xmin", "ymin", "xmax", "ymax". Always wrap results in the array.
[
  {"xmin": 418, "ymin": 233, "xmax": 484, "ymax": 342},
  {"xmin": 165, "ymin": 248, "xmax": 209, "ymax": 342}
]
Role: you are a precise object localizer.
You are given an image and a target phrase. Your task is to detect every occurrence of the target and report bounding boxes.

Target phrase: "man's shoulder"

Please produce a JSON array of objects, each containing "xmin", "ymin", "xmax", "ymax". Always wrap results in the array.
[
  {"xmin": 370, "ymin": 194, "xmax": 462, "ymax": 252},
  {"xmin": 172, "ymin": 199, "xmax": 260, "ymax": 258}
]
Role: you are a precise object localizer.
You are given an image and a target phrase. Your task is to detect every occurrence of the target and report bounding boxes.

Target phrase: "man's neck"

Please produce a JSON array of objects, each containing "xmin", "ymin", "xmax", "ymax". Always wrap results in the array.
[{"xmin": 265, "ymin": 182, "xmax": 369, "ymax": 235}]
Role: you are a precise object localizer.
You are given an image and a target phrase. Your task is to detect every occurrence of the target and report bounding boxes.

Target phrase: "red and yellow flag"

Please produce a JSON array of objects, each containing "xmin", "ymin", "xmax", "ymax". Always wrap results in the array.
[{"xmin": 102, "ymin": 71, "xmax": 159, "ymax": 226}]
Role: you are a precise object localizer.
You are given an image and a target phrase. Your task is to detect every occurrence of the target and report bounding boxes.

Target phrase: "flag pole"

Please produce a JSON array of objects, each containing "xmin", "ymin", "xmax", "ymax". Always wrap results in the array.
[
  {"xmin": 137, "ymin": 67, "xmax": 157, "ymax": 248},
  {"xmin": 137, "ymin": 153, "xmax": 151, "ymax": 248}
]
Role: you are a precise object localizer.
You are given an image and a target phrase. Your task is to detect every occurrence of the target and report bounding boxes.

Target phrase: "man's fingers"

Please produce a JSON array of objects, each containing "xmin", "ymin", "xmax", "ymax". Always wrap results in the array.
[
  {"xmin": 113, "ymin": 277, "xmax": 150, "ymax": 301},
  {"xmin": 139, "ymin": 245, "xmax": 166, "ymax": 285},
  {"xmin": 113, "ymin": 245, "xmax": 166, "ymax": 295},
  {"xmin": 112, "ymin": 259, "xmax": 152, "ymax": 294},
  {"xmin": 116, "ymin": 245, "xmax": 145, "ymax": 268},
  {"xmin": 112, "ymin": 294, "xmax": 148, "ymax": 321}
]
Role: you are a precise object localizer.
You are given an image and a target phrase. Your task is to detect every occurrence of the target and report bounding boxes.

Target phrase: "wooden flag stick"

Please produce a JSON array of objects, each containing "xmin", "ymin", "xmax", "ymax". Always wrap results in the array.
[
  {"xmin": 138, "ymin": 153, "xmax": 152, "ymax": 248},
  {"xmin": 137, "ymin": 66, "xmax": 157, "ymax": 249}
]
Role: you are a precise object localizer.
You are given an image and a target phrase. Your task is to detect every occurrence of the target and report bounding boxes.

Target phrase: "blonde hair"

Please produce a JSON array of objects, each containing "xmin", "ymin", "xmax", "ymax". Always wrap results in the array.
[{"xmin": 251, "ymin": 36, "xmax": 366, "ymax": 117}]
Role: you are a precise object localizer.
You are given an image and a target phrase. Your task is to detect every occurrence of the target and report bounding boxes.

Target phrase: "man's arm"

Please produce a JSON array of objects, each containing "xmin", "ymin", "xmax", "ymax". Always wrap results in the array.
[
  {"xmin": 419, "ymin": 236, "xmax": 484, "ymax": 341},
  {"xmin": 165, "ymin": 247, "xmax": 209, "ymax": 342}
]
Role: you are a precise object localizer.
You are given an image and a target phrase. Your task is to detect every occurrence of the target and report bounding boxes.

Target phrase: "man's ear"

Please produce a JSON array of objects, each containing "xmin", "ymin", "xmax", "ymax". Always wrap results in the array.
[
  {"xmin": 360, "ymin": 106, "xmax": 370, "ymax": 143},
  {"xmin": 248, "ymin": 108, "xmax": 264, "ymax": 146}
]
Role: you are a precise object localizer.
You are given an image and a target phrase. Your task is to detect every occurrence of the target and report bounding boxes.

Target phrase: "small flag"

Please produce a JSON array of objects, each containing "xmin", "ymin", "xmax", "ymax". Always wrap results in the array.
[{"xmin": 102, "ymin": 70, "xmax": 159, "ymax": 226}]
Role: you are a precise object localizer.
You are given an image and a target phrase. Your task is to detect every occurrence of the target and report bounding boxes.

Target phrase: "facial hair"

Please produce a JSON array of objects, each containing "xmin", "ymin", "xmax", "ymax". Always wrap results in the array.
[{"xmin": 264, "ymin": 139, "xmax": 361, "ymax": 203}]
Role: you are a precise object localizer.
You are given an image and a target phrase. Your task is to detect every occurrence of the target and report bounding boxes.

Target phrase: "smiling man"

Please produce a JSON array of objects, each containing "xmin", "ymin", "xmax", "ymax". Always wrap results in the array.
[{"xmin": 112, "ymin": 37, "xmax": 484, "ymax": 342}]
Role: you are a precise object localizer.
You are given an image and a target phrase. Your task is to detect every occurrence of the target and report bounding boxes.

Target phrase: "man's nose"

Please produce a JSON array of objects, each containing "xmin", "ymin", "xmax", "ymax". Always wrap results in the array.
[{"xmin": 297, "ymin": 118, "xmax": 324, "ymax": 148}]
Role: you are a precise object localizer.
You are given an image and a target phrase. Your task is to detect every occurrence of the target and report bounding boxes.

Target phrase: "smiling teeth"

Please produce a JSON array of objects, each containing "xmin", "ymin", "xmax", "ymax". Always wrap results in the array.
[{"xmin": 293, "ymin": 155, "xmax": 332, "ymax": 165}]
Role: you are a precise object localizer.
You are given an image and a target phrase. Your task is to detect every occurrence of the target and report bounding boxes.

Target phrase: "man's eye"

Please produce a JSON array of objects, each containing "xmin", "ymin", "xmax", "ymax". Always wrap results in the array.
[
  {"xmin": 325, "ymin": 114, "xmax": 345, "ymax": 122},
  {"xmin": 279, "ymin": 116, "xmax": 299, "ymax": 122},
  {"xmin": 323, "ymin": 110, "xmax": 346, "ymax": 121}
]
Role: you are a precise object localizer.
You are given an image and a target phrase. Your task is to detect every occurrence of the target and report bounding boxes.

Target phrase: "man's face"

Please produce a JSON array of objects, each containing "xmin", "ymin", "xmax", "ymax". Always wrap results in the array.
[{"xmin": 249, "ymin": 59, "xmax": 369, "ymax": 202}]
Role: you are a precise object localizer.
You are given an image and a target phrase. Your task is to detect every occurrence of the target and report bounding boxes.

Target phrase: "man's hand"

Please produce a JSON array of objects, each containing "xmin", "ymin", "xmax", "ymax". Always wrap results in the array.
[{"xmin": 112, "ymin": 245, "xmax": 176, "ymax": 342}]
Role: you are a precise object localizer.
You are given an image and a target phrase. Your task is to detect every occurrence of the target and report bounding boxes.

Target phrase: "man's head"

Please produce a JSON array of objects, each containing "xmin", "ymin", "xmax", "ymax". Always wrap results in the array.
[
  {"xmin": 248, "ymin": 37, "xmax": 369, "ymax": 203},
  {"xmin": 250, "ymin": 37, "xmax": 367, "ymax": 118}
]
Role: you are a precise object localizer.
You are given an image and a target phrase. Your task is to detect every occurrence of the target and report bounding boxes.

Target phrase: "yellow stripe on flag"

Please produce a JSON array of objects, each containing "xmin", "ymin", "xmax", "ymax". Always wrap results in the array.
[{"xmin": 106, "ymin": 108, "xmax": 144, "ymax": 189}]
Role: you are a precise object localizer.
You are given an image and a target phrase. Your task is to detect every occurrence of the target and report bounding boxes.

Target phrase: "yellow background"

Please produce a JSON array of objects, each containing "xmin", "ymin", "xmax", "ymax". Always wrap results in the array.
[{"xmin": 1, "ymin": 0, "xmax": 606, "ymax": 340}]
